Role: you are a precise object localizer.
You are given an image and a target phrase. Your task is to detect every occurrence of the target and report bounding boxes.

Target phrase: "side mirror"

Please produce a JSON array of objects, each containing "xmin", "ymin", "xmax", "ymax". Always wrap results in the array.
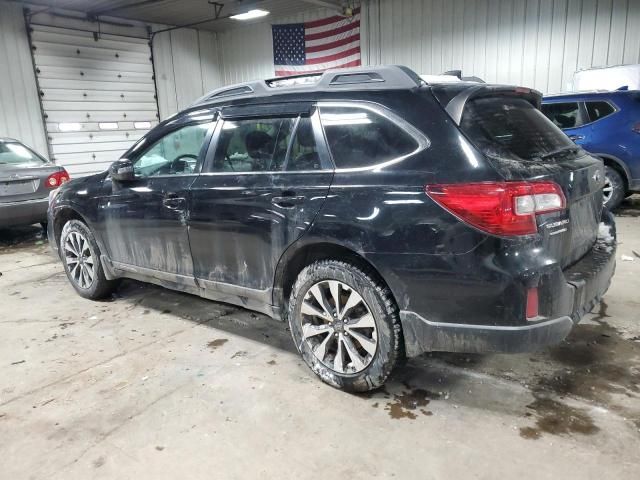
[{"xmin": 109, "ymin": 159, "xmax": 135, "ymax": 182}]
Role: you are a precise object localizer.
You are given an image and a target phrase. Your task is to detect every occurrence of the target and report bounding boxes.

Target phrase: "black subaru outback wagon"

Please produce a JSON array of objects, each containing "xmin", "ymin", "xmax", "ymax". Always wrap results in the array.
[{"xmin": 48, "ymin": 66, "xmax": 616, "ymax": 392}]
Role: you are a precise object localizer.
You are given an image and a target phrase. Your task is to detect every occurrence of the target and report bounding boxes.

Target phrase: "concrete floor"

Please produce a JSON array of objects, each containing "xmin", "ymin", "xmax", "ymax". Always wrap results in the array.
[{"xmin": 1, "ymin": 199, "xmax": 639, "ymax": 480}]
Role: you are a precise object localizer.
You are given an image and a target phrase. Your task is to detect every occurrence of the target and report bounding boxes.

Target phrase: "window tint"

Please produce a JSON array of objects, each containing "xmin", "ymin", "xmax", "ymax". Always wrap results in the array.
[
  {"xmin": 213, "ymin": 117, "xmax": 295, "ymax": 172},
  {"xmin": 285, "ymin": 117, "xmax": 321, "ymax": 171},
  {"xmin": 462, "ymin": 97, "xmax": 575, "ymax": 162},
  {"xmin": 540, "ymin": 102, "xmax": 584, "ymax": 129},
  {"xmin": 320, "ymin": 106, "xmax": 418, "ymax": 169},
  {"xmin": 0, "ymin": 142, "xmax": 46, "ymax": 167},
  {"xmin": 585, "ymin": 101, "xmax": 615, "ymax": 122},
  {"xmin": 134, "ymin": 123, "xmax": 212, "ymax": 177}
]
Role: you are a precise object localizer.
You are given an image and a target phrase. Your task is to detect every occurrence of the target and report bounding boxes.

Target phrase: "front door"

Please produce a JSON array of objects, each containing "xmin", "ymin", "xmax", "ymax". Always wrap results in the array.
[
  {"xmin": 98, "ymin": 116, "xmax": 216, "ymax": 279},
  {"xmin": 188, "ymin": 106, "xmax": 333, "ymax": 310}
]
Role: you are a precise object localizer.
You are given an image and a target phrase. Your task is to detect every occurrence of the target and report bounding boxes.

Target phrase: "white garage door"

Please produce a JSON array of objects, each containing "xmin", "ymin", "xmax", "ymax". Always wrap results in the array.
[{"xmin": 29, "ymin": 24, "xmax": 159, "ymax": 177}]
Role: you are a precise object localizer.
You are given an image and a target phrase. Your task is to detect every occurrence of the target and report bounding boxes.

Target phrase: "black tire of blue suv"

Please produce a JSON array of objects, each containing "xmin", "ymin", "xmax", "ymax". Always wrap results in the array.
[
  {"xmin": 603, "ymin": 165, "xmax": 625, "ymax": 210},
  {"xmin": 287, "ymin": 260, "xmax": 403, "ymax": 392}
]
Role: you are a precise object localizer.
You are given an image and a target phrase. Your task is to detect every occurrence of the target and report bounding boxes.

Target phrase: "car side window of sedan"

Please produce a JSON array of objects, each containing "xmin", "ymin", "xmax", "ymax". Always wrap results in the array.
[{"xmin": 133, "ymin": 122, "xmax": 214, "ymax": 177}]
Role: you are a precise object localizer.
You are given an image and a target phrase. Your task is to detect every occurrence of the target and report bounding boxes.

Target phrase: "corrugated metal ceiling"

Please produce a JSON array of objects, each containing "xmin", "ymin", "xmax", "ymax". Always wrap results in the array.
[{"xmin": 22, "ymin": 0, "xmax": 328, "ymax": 31}]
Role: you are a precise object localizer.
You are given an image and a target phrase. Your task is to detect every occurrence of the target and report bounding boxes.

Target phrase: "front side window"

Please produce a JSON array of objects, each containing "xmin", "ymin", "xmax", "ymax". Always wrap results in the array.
[
  {"xmin": 585, "ymin": 101, "xmax": 616, "ymax": 122},
  {"xmin": 134, "ymin": 122, "xmax": 212, "ymax": 177},
  {"xmin": 212, "ymin": 117, "xmax": 295, "ymax": 172},
  {"xmin": 319, "ymin": 106, "xmax": 418, "ymax": 169},
  {"xmin": 463, "ymin": 97, "xmax": 577, "ymax": 162},
  {"xmin": 540, "ymin": 102, "xmax": 585, "ymax": 129}
]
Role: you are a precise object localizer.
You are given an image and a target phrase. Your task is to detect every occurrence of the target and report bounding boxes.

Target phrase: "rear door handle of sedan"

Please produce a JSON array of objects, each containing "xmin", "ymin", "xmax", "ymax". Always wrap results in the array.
[
  {"xmin": 163, "ymin": 192, "xmax": 186, "ymax": 210},
  {"xmin": 271, "ymin": 195, "xmax": 306, "ymax": 208}
]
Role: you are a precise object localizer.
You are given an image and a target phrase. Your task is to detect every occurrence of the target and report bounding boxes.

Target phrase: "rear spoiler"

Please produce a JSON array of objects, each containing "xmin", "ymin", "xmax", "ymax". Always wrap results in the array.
[{"xmin": 439, "ymin": 85, "xmax": 543, "ymax": 125}]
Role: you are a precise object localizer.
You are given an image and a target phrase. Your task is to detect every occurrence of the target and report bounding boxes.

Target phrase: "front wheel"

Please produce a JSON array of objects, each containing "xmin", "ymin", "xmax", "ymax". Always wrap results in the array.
[
  {"xmin": 287, "ymin": 260, "xmax": 403, "ymax": 392},
  {"xmin": 60, "ymin": 219, "xmax": 118, "ymax": 299}
]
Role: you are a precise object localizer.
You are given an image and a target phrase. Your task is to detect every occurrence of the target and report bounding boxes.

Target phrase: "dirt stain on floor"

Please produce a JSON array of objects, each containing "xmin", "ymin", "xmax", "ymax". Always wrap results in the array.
[
  {"xmin": 384, "ymin": 384, "xmax": 439, "ymax": 420},
  {"xmin": 207, "ymin": 338, "xmax": 228, "ymax": 351},
  {"xmin": 539, "ymin": 316, "xmax": 640, "ymax": 404},
  {"xmin": 519, "ymin": 397, "xmax": 599, "ymax": 440}
]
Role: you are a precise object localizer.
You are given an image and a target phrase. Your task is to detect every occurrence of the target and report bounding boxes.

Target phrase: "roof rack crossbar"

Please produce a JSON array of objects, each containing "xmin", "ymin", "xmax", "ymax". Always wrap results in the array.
[{"xmin": 190, "ymin": 65, "xmax": 424, "ymax": 107}]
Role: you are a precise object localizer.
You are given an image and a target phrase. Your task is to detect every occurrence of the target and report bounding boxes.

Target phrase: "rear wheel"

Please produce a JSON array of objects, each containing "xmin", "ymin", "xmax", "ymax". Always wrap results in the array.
[
  {"xmin": 603, "ymin": 166, "xmax": 625, "ymax": 210},
  {"xmin": 287, "ymin": 260, "xmax": 402, "ymax": 392},
  {"xmin": 60, "ymin": 219, "xmax": 118, "ymax": 299}
]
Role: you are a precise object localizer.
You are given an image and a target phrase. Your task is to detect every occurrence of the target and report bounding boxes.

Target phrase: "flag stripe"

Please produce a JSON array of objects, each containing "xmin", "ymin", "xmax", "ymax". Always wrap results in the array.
[
  {"xmin": 305, "ymin": 46, "xmax": 361, "ymax": 65},
  {"xmin": 275, "ymin": 59, "xmax": 362, "ymax": 77},
  {"xmin": 305, "ymin": 21, "xmax": 360, "ymax": 42},
  {"xmin": 304, "ymin": 7, "xmax": 361, "ymax": 29},
  {"xmin": 305, "ymin": 14, "xmax": 360, "ymax": 36},
  {"xmin": 276, "ymin": 55, "xmax": 362, "ymax": 74},
  {"xmin": 305, "ymin": 33, "xmax": 360, "ymax": 54},
  {"xmin": 306, "ymin": 39, "xmax": 359, "ymax": 60}
]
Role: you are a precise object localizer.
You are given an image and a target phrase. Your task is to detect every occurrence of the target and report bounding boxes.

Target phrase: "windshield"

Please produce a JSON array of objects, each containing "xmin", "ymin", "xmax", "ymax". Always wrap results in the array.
[
  {"xmin": 0, "ymin": 142, "xmax": 47, "ymax": 167},
  {"xmin": 460, "ymin": 97, "xmax": 577, "ymax": 162}
]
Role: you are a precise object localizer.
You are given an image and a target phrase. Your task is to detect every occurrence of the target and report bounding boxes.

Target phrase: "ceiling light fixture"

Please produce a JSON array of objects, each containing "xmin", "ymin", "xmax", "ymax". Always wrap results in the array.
[{"xmin": 230, "ymin": 9, "xmax": 270, "ymax": 20}]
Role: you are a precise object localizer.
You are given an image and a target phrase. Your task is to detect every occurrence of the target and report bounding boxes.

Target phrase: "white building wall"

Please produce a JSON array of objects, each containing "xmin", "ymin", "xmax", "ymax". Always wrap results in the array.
[
  {"xmin": 0, "ymin": 2, "xmax": 48, "ymax": 157},
  {"xmin": 217, "ymin": 0, "xmax": 640, "ymax": 94},
  {"xmin": 152, "ymin": 27, "xmax": 223, "ymax": 119}
]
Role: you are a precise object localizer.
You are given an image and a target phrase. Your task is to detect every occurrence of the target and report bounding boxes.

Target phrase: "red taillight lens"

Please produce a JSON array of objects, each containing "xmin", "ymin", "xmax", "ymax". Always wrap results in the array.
[
  {"xmin": 45, "ymin": 170, "xmax": 70, "ymax": 188},
  {"xmin": 425, "ymin": 181, "xmax": 565, "ymax": 236},
  {"xmin": 526, "ymin": 287, "xmax": 539, "ymax": 320}
]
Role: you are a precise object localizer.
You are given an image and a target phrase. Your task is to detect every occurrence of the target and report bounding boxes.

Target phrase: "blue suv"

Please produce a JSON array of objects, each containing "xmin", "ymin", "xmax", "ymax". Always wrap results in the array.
[{"xmin": 542, "ymin": 90, "xmax": 640, "ymax": 209}]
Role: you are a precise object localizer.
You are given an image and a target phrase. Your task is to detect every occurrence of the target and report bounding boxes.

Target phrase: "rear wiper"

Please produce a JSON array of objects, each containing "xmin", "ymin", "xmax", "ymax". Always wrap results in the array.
[{"xmin": 537, "ymin": 146, "xmax": 581, "ymax": 161}]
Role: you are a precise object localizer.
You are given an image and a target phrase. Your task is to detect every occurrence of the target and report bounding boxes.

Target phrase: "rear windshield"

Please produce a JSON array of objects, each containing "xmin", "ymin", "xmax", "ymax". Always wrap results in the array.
[
  {"xmin": 460, "ymin": 97, "xmax": 576, "ymax": 162},
  {"xmin": 0, "ymin": 142, "xmax": 47, "ymax": 167}
]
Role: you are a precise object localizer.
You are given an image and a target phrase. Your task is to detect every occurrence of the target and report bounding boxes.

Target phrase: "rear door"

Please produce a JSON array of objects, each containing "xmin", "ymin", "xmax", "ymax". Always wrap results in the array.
[
  {"xmin": 460, "ymin": 96, "xmax": 604, "ymax": 268},
  {"xmin": 188, "ymin": 104, "xmax": 333, "ymax": 309},
  {"xmin": 540, "ymin": 101, "xmax": 590, "ymax": 146}
]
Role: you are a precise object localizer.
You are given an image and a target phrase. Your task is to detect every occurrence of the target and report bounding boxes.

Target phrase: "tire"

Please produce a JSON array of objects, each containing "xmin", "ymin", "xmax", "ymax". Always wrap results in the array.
[
  {"xmin": 287, "ymin": 260, "xmax": 403, "ymax": 392},
  {"xmin": 603, "ymin": 166, "xmax": 625, "ymax": 210},
  {"xmin": 60, "ymin": 219, "xmax": 118, "ymax": 300}
]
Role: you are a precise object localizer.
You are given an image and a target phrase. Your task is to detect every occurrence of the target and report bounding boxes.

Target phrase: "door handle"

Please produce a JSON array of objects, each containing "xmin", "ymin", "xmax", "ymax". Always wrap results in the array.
[
  {"xmin": 568, "ymin": 134, "xmax": 584, "ymax": 141},
  {"xmin": 163, "ymin": 193, "xmax": 186, "ymax": 210},
  {"xmin": 272, "ymin": 195, "xmax": 305, "ymax": 208}
]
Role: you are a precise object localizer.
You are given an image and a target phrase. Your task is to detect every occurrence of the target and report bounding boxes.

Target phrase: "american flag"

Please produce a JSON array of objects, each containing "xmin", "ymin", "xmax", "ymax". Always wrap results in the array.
[{"xmin": 272, "ymin": 8, "xmax": 361, "ymax": 76}]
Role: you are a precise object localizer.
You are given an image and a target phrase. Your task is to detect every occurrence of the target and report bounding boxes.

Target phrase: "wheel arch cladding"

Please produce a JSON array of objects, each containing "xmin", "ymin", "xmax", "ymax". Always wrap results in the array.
[
  {"xmin": 53, "ymin": 207, "xmax": 87, "ymax": 249},
  {"xmin": 598, "ymin": 154, "xmax": 630, "ymax": 190},
  {"xmin": 273, "ymin": 241, "xmax": 401, "ymax": 316}
]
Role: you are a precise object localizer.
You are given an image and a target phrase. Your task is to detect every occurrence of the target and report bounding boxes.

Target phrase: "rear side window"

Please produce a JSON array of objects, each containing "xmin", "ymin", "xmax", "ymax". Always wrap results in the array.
[
  {"xmin": 0, "ymin": 142, "xmax": 46, "ymax": 167},
  {"xmin": 319, "ymin": 106, "xmax": 418, "ymax": 169},
  {"xmin": 585, "ymin": 101, "xmax": 615, "ymax": 122},
  {"xmin": 540, "ymin": 102, "xmax": 585, "ymax": 129},
  {"xmin": 462, "ymin": 97, "xmax": 575, "ymax": 161},
  {"xmin": 285, "ymin": 117, "xmax": 321, "ymax": 171}
]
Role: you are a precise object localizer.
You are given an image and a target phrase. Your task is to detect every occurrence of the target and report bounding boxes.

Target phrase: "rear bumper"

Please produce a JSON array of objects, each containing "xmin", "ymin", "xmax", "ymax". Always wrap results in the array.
[
  {"xmin": 400, "ymin": 312, "xmax": 574, "ymax": 355},
  {"xmin": 400, "ymin": 210, "xmax": 617, "ymax": 356},
  {"xmin": 0, "ymin": 197, "xmax": 48, "ymax": 228}
]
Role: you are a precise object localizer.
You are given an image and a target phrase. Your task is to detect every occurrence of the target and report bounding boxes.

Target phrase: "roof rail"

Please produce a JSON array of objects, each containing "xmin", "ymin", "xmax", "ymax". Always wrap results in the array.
[{"xmin": 190, "ymin": 65, "xmax": 424, "ymax": 107}]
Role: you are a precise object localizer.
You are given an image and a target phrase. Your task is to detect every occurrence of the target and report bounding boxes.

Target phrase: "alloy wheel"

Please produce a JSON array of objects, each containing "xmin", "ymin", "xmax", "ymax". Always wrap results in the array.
[
  {"xmin": 299, "ymin": 280, "xmax": 378, "ymax": 374},
  {"xmin": 64, "ymin": 231, "xmax": 95, "ymax": 289},
  {"xmin": 602, "ymin": 175, "xmax": 613, "ymax": 204}
]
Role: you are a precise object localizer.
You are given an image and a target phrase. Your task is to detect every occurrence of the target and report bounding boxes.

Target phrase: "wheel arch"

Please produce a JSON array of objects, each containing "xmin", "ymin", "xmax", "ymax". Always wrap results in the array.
[
  {"xmin": 52, "ymin": 206, "xmax": 89, "ymax": 250},
  {"xmin": 272, "ymin": 240, "xmax": 401, "ymax": 319},
  {"xmin": 596, "ymin": 154, "xmax": 631, "ymax": 192}
]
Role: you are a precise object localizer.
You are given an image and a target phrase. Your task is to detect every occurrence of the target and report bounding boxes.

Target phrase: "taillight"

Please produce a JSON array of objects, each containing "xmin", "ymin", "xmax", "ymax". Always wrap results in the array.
[
  {"xmin": 425, "ymin": 181, "xmax": 566, "ymax": 236},
  {"xmin": 632, "ymin": 122, "xmax": 640, "ymax": 134},
  {"xmin": 45, "ymin": 169, "xmax": 70, "ymax": 188}
]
